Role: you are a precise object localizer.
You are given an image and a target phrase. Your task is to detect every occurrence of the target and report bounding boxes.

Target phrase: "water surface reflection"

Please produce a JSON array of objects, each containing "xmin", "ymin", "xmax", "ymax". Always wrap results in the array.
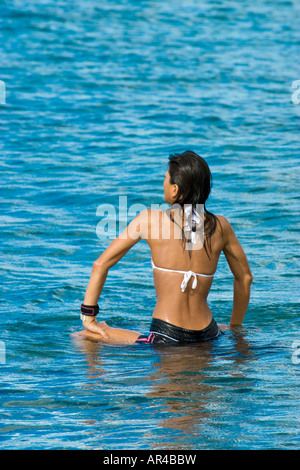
[{"xmin": 72, "ymin": 329, "xmax": 255, "ymax": 448}]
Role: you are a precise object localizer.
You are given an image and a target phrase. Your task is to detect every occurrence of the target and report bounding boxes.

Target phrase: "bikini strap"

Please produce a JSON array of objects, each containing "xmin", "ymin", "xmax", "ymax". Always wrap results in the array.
[
  {"xmin": 151, "ymin": 258, "xmax": 214, "ymax": 292},
  {"xmin": 181, "ymin": 270, "xmax": 198, "ymax": 292}
]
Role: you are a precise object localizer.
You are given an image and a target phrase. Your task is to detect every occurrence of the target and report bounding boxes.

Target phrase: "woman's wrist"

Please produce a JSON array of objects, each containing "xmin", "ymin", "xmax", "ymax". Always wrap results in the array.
[{"xmin": 80, "ymin": 303, "xmax": 99, "ymax": 317}]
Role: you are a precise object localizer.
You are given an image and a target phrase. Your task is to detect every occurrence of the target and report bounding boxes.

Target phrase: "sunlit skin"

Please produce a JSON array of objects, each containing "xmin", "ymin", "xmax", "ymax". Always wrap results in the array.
[{"xmin": 76, "ymin": 170, "xmax": 253, "ymax": 344}]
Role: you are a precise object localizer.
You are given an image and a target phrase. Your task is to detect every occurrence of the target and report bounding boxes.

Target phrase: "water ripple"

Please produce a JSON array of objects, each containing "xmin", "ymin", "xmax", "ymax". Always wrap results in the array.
[{"xmin": 0, "ymin": 0, "xmax": 299, "ymax": 450}]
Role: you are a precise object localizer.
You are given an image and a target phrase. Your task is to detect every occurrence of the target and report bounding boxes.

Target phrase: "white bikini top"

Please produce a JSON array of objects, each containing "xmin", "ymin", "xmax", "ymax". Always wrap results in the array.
[
  {"xmin": 151, "ymin": 204, "xmax": 214, "ymax": 292},
  {"xmin": 151, "ymin": 258, "xmax": 214, "ymax": 293}
]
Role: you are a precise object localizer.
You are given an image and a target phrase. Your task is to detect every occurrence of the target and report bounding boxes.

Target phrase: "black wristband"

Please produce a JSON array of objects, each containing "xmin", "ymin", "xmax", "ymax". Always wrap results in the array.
[{"xmin": 80, "ymin": 303, "xmax": 99, "ymax": 316}]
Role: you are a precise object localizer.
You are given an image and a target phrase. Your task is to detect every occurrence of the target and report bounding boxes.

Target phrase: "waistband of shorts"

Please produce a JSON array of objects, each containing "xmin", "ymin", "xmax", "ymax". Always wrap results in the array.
[{"xmin": 150, "ymin": 317, "xmax": 221, "ymax": 342}]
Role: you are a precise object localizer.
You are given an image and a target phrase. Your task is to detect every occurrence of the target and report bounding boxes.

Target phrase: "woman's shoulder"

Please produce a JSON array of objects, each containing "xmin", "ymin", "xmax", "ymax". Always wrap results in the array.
[
  {"xmin": 214, "ymin": 215, "xmax": 239, "ymax": 246},
  {"xmin": 214, "ymin": 214, "xmax": 234, "ymax": 235},
  {"xmin": 129, "ymin": 208, "xmax": 166, "ymax": 226},
  {"xmin": 128, "ymin": 208, "xmax": 164, "ymax": 240},
  {"xmin": 135, "ymin": 208, "xmax": 164, "ymax": 221},
  {"xmin": 215, "ymin": 214, "xmax": 230, "ymax": 225}
]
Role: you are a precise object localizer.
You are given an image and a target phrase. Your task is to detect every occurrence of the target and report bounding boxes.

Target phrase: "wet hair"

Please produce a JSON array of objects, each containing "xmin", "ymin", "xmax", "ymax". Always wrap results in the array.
[{"xmin": 168, "ymin": 150, "xmax": 218, "ymax": 257}]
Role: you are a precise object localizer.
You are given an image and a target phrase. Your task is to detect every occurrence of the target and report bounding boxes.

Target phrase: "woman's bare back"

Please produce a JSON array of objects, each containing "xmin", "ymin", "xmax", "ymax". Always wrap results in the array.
[{"xmin": 142, "ymin": 209, "xmax": 224, "ymax": 329}]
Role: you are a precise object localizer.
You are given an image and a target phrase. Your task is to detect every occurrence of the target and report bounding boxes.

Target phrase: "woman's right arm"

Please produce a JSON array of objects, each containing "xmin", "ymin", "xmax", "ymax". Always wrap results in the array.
[
  {"xmin": 81, "ymin": 209, "xmax": 150, "ymax": 337},
  {"xmin": 221, "ymin": 217, "xmax": 253, "ymax": 326}
]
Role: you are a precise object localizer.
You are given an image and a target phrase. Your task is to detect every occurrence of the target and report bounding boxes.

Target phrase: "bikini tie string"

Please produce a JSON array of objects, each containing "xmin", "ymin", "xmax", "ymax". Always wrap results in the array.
[
  {"xmin": 181, "ymin": 270, "xmax": 198, "ymax": 292},
  {"xmin": 183, "ymin": 205, "xmax": 202, "ymax": 244}
]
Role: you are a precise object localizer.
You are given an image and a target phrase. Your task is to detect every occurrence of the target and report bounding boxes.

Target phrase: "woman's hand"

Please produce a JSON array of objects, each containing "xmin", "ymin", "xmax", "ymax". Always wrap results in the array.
[
  {"xmin": 82, "ymin": 316, "xmax": 109, "ymax": 339},
  {"xmin": 217, "ymin": 323, "xmax": 231, "ymax": 331},
  {"xmin": 217, "ymin": 323, "xmax": 244, "ymax": 332}
]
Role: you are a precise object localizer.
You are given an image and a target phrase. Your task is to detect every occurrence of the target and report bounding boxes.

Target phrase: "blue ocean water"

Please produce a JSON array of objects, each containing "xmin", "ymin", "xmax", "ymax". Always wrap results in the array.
[{"xmin": 0, "ymin": 0, "xmax": 299, "ymax": 450}]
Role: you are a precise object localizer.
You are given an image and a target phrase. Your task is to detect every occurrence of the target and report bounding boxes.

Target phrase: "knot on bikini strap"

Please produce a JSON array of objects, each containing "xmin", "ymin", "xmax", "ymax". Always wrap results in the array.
[
  {"xmin": 181, "ymin": 270, "xmax": 198, "ymax": 292},
  {"xmin": 183, "ymin": 205, "xmax": 203, "ymax": 244}
]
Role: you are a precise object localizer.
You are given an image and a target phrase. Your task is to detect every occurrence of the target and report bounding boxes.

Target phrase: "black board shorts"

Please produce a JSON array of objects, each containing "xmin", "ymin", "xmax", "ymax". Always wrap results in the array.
[{"xmin": 136, "ymin": 317, "xmax": 222, "ymax": 345}]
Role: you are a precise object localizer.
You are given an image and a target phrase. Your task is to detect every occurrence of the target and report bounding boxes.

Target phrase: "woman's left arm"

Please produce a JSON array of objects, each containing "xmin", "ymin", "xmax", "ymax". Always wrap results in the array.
[{"xmin": 81, "ymin": 210, "xmax": 149, "ymax": 337}]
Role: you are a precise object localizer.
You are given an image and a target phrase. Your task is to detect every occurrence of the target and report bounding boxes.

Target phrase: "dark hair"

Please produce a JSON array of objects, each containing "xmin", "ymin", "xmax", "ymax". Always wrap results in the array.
[{"xmin": 168, "ymin": 150, "xmax": 218, "ymax": 256}]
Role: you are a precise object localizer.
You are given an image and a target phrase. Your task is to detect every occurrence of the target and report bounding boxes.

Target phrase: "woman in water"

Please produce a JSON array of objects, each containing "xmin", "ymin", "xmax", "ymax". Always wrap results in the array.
[{"xmin": 78, "ymin": 151, "xmax": 253, "ymax": 345}]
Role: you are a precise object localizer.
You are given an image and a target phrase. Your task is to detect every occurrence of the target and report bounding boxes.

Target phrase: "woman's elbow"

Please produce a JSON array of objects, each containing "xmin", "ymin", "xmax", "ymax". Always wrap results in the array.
[
  {"xmin": 243, "ymin": 271, "xmax": 253, "ymax": 285},
  {"xmin": 235, "ymin": 271, "xmax": 253, "ymax": 285},
  {"xmin": 92, "ymin": 259, "xmax": 109, "ymax": 275}
]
